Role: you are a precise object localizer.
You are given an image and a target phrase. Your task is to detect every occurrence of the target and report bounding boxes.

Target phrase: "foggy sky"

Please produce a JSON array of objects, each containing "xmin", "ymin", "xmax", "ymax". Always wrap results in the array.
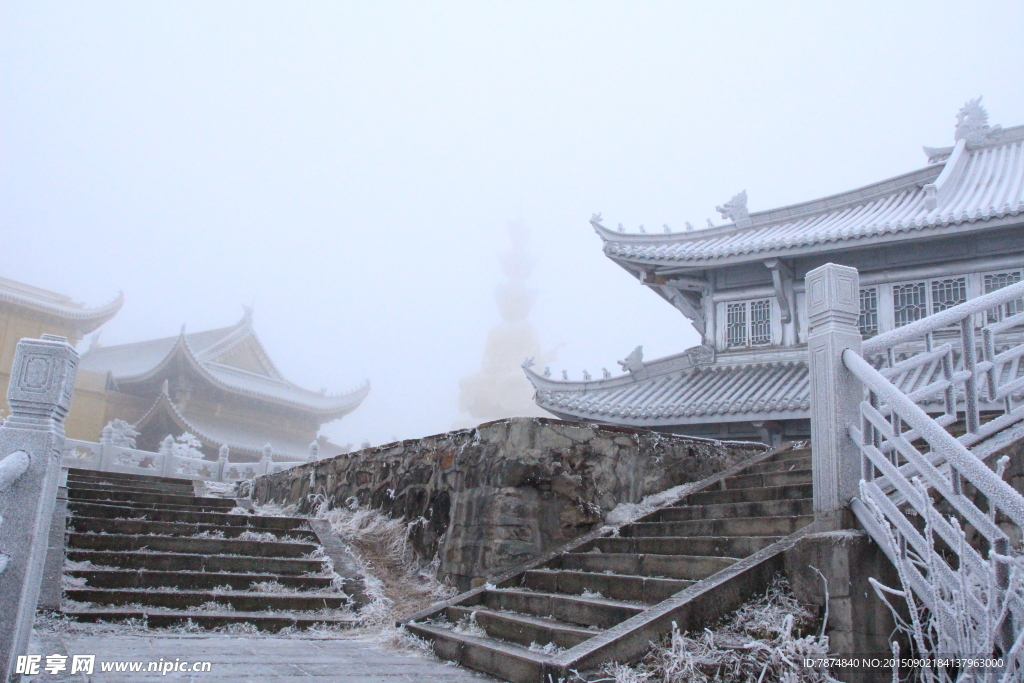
[{"xmin": 2, "ymin": 2, "xmax": 1023, "ymax": 447}]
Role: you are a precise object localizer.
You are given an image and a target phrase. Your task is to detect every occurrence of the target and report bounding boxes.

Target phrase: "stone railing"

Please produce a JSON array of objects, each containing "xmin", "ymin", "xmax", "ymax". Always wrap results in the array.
[
  {"xmin": 0, "ymin": 336, "xmax": 79, "ymax": 681},
  {"xmin": 61, "ymin": 437, "xmax": 312, "ymax": 483},
  {"xmin": 807, "ymin": 263, "xmax": 1024, "ymax": 672}
]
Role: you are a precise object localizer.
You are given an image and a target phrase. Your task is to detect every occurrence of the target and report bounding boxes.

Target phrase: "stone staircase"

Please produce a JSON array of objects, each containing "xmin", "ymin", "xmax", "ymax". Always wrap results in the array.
[
  {"xmin": 404, "ymin": 445, "xmax": 814, "ymax": 682},
  {"xmin": 58, "ymin": 468, "xmax": 360, "ymax": 631}
]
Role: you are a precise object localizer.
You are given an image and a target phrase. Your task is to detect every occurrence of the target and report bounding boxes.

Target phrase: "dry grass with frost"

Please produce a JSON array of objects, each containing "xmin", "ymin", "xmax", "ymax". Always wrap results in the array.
[
  {"xmin": 308, "ymin": 494, "xmax": 456, "ymax": 627},
  {"xmin": 588, "ymin": 575, "xmax": 838, "ymax": 683}
]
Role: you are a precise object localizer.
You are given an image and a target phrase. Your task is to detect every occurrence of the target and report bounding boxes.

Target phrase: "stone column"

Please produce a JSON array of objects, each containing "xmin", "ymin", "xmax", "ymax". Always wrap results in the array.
[
  {"xmin": 99, "ymin": 422, "xmax": 114, "ymax": 472},
  {"xmin": 0, "ymin": 335, "xmax": 78, "ymax": 682},
  {"xmin": 805, "ymin": 263, "xmax": 863, "ymax": 531},
  {"xmin": 159, "ymin": 435, "xmax": 176, "ymax": 478},
  {"xmin": 217, "ymin": 444, "xmax": 229, "ymax": 482},
  {"xmin": 260, "ymin": 444, "xmax": 273, "ymax": 475}
]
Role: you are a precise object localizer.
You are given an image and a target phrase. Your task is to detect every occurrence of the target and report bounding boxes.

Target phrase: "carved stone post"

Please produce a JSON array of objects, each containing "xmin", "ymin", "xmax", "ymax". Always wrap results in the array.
[
  {"xmin": 308, "ymin": 440, "xmax": 320, "ymax": 462},
  {"xmin": 99, "ymin": 422, "xmax": 114, "ymax": 472},
  {"xmin": 217, "ymin": 444, "xmax": 229, "ymax": 483},
  {"xmin": 260, "ymin": 443, "xmax": 273, "ymax": 475},
  {"xmin": 159, "ymin": 435, "xmax": 176, "ymax": 478},
  {"xmin": 806, "ymin": 263, "xmax": 863, "ymax": 531},
  {"xmin": 0, "ymin": 335, "xmax": 78, "ymax": 682}
]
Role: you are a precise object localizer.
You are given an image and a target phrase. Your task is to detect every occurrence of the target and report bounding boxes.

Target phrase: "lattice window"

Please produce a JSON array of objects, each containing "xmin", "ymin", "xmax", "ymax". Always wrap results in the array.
[
  {"xmin": 726, "ymin": 303, "xmax": 747, "ymax": 348},
  {"xmin": 859, "ymin": 287, "xmax": 878, "ymax": 338},
  {"xmin": 984, "ymin": 271, "xmax": 1023, "ymax": 323},
  {"xmin": 931, "ymin": 277, "xmax": 967, "ymax": 314},
  {"xmin": 893, "ymin": 282, "xmax": 927, "ymax": 328},
  {"xmin": 750, "ymin": 299, "xmax": 772, "ymax": 345}
]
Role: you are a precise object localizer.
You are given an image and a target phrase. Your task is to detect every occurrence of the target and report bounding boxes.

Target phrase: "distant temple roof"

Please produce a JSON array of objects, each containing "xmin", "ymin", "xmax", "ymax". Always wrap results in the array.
[
  {"xmin": 594, "ymin": 123, "xmax": 1024, "ymax": 268},
  {"xmin": 80, "ymin": 309, "xmax": 370, "ymax": 418},
  {"xmin": 133, "ymin": 389, "xmax": 323, "ymax": 459},
  {"xmin": 0, "ymin": 275, "xmax": 123, "ymax": 336}
]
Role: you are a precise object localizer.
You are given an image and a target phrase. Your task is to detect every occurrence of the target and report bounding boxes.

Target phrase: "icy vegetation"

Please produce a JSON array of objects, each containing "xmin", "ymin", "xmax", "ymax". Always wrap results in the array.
[
  {"xmin": 307, "ymin": 494, "xmax": 456, "ymax": 626},
  {"xmin": 588, "ymin": 575, "xmax": 837, "ymax": 683},
  {"xmin": 861, "ymin": 474, "xmax": 1024, "ymax": 683}
]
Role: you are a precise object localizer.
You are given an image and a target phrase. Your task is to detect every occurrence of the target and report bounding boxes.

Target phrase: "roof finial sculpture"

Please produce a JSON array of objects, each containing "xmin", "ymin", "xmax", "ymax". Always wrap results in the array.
[
  {"xmin": 591, "ymin": 212, "xmax": 603, "ymax": 224},
  {"xmin": 716, "ymin": 190, "xmax": 752, "ymax": 228},
  {"xmin": 543, "ymin": 366, "xmax": 551, "ymax": 378},
  {"xmin": 617, "ymin": 223, "xmax": 625, "ymax": 233},
  {"xmin": 954, "ymin": 96, "xmax": 1002, "ymax": 146},
  {"xmin": 638, "ymin": 224, "xmax": 645, "ymax": 233},
  {"xmin": 685, "ymin": 221, "xmax": 694, "ymax": 231},
  {"xmin": 602, "ymin": 367, "xmax": 611, "ymax": 378},
  {"xmin": 707, "ymin": 218, "xmax": 715, "ymax": 228},
  {"xmin": 582, "ymin": 369, "xmax": 591, "ymax": 380},
  {"xmin": 617, "ymin": 346, "xmax": 644, "ymax": 374},
  {"xmin": 240, "ymin": 304, "xmax": 254, "ymax": 326},
  {"xmin": 561, "ymin": 370, "xmax": 569, "ymax": 380},
  {"xmin": 521, "ymin": 357, "xmax": 535, "ymax": 369},
  {"xmin": 663, "ymin": 224, "xmax": 671, "ymax": 233}
]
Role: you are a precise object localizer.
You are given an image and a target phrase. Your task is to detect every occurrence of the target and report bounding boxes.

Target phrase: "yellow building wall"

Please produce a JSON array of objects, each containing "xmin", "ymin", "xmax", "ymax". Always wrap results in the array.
[{"xmin": 0, "ymin": 307, "xmax": 111, "ymax": 442}]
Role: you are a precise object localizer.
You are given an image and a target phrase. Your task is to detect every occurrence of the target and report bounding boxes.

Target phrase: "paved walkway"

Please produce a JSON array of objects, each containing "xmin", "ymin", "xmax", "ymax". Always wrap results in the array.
[{"xmin": 23, "ymin": 631, "xmax": 492, "ymax": 682}]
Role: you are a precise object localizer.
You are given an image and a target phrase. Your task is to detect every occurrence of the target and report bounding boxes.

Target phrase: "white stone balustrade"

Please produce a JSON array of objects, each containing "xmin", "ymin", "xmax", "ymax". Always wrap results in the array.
[
  {"xmin": 60, "ymin": 434, "xmax": 308, "ymax": 483},
  {"xmin": 0, "ymin": 335, "xmax": 79, "ymax": 682}
]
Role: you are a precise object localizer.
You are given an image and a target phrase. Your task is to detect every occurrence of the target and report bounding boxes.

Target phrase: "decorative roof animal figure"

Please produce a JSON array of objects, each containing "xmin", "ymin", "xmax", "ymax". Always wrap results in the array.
[
  {"xmin": 706, "ymin": 218, "xmax": 715, "ymax": 228},
  {"xmin": 638, "ymin": 224, "xmax": 645, "ymax": 233},
  {"xmin": 685, "ymin": 221, "xmax": 694, "ymax": 231},
  {"xmin": 955, "ymin": 96, "xmax": 1002, "ymax": 146},
  {"xmin": 716, "ymin": 190, "xmax": 752, "ymax": 228},
  {"xmin": 602, "ymin": 367, "xmax": 611, "ymax": 378},
  {"xmin": 561, "ymin": 370, "xmax": 569, "ymax": 380},
  {"xmin": 521, "ymin": 357, "xmax": 535, "ymax": 369},
  {"xmin": 543, "ymin": 366, "xmax": 551, "ymax": 378},
  {"xmin": 617, "ymin": 223, "xmax": 625, "ymax": 233},
  {"xmin": 617, "ymin": 346, "xmax": 644, "ymax": 374},
  {"xmin": 582, "ymin": 369, "xmax": 591, "ymax": 380},
  {"xmin": 663, "ymin": 224, "xmax": 671, "ymax": 233}
]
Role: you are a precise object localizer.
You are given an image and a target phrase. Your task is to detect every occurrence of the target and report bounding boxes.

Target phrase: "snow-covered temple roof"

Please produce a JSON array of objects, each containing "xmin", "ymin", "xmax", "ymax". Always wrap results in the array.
[
  {"xmin": 595, "ymin": 119, "xmax": 1024, "ymax": 270},
  {"xmin": 528, "ymin": 98, "xmax": 1024, "ymax": 434},
  {"xmin": 526, "ymin": 352, "xmax": 810, "ymax": 427},
  {"xmin": 80, "ymin": 309, "xmax": 369, "ymax": 417},
  {"xmin": 0, "ymin": 275, "xmax": 123, "ymax": 336}
]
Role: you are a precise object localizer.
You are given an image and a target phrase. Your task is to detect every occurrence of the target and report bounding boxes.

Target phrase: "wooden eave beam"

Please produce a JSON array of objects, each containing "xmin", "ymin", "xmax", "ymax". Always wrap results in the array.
[{"xmin": 763, "ymin": 258, "xmax": 793, "ymax": 324}]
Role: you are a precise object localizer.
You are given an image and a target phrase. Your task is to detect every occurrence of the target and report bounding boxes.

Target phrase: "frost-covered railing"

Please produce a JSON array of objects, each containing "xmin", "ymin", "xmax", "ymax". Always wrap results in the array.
[
  {"xmin": 61, "ymin": 434, "xmax": 310, "ymax": 483},
  {"xmin": 806, "ymin": 263, "xmax": 1024, "ymax": 673}
]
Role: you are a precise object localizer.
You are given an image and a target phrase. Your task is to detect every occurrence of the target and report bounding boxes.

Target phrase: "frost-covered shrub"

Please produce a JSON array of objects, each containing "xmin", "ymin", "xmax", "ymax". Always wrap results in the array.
[{"xmin": 592, "ymin": 575, "xmax": 838, "ymax": 683}]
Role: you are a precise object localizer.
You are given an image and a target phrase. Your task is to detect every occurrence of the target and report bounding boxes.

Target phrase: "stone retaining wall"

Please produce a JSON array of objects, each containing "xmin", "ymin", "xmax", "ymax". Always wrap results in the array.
[{"xmin": 251, "ymin": 417, "xmax": 765, "ymax": 590}]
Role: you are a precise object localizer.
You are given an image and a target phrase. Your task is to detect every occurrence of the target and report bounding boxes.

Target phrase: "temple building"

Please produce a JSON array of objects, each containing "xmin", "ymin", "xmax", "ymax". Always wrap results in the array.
[
  {"xmin": 78, "ymin": 308, "xmax": 369, "ymax": 462},
  {"xmin": 0, "ymin": 274, "xmax": 368, "ymax": 461},
  {"xmin": 0, "ymin": 275, "xmax": 123, "ymax": 440},
  {"xmin": 525, "ymin": 98, "xmax": 1024, "ymax": 444}
]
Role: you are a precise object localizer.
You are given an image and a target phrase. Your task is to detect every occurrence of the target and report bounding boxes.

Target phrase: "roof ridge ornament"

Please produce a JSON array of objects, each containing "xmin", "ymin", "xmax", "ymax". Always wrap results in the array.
[
  {"xmin": 716, "ymin": 190, "xmax": 752, "ymax": 228},
  {"xmin": 617, "ymin": 346, "xmax": 646, "ymax": 377},
  {"xmin": 955, "ymin": 96, "xmax": 1002, "ymax": 147}
]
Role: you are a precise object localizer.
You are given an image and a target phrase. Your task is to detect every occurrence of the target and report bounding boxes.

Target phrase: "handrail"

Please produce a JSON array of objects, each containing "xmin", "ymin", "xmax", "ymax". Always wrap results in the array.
[{"xmin": 843, "ymin": 349, "xmax": 1024, "ymax": 527}]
